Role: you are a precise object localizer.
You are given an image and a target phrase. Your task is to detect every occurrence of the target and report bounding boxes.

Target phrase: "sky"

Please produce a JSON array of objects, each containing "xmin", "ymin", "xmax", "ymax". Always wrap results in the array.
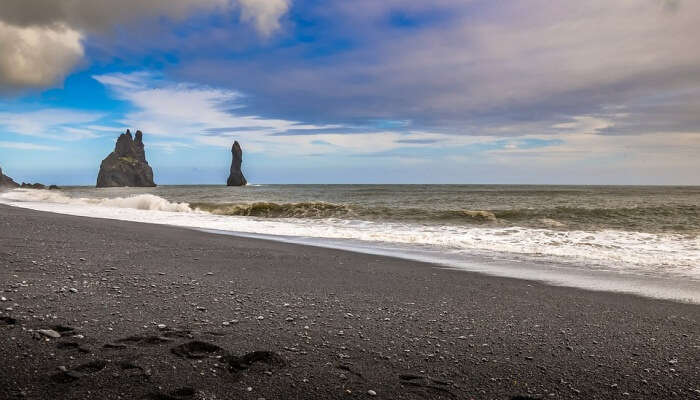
[{"xmin": 0, "ymin": 0, "xmax": 699, "ymax": 185}]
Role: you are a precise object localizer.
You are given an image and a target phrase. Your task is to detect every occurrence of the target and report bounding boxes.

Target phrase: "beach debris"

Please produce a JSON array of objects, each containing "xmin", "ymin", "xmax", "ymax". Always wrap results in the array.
[{"xmin": 37, "ymin": 329, "xmax": 61, "ymax": 338}]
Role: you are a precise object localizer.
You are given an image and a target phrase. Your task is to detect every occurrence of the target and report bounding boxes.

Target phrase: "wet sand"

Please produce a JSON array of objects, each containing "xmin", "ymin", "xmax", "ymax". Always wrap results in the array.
[{"xmin": 0, "ymin": 204, "xmax": 698, "ymax": 399}]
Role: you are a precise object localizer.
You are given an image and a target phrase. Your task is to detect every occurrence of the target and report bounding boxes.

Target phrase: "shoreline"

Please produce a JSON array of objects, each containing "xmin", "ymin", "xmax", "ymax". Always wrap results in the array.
[
  {"xmin": 1, "ymin": 204, "xmax": 698, "ymax": 399},
  {"xmin": 1, "ymin": 191, "xmax": 698, "ymax": 304}
]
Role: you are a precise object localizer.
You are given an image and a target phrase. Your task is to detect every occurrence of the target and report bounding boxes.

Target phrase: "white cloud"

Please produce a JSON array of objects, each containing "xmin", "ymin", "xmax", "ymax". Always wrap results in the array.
[
  {"xmin": 0, "ymin": 141, "xmax": 60, "ymax": 151},
  {"xmin": 238, "ymin": 0, "xmax": 290, "ymax": 36},
  {"xmin": 0, "ymin": 109, "xmax": 104, "ymax": 140},
  {"xmin": 0, "ymin": 0, "xmax": 290, "ymax": 90},
  {"xmin": 0, "ymin": 22, "xmax": 83, "ymax": 89}
]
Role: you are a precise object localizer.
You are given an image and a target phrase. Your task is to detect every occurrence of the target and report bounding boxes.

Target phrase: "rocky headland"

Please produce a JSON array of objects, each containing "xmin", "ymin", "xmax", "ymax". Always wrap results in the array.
[
  {"xmin": 0, "ymin": 166, "xmax": 19, "ymax": 188},
  {"xmin": 96, "ymin": 130, "xmax": 156, "ymax": 188},
  {"xmin": 227, "ymin": 141, "xmax": 247, "ymax": 186}
]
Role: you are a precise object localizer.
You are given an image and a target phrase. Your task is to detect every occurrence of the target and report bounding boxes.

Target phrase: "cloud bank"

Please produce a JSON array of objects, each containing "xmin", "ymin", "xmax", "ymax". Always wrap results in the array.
[
  {"xmin": 0, "ymin": 22, "xmax": 83, "ymax": 89},
  {"xmin": 0, "ymin": 0, "xmax": 290, "ymax": 90}
]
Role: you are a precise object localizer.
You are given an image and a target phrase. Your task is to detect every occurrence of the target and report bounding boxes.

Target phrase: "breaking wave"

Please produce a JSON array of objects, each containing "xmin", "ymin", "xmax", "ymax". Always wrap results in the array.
[
  {"xmin": 2, "ymin": 189, "xmax": 698, "ymax": 234},
  {"xmin": 2, "ymin": 187, "xmax": 699, "ymax": 302},
  {"xmin": 0, "ymin": 189, "xmax": 192, "ymax": 213}
]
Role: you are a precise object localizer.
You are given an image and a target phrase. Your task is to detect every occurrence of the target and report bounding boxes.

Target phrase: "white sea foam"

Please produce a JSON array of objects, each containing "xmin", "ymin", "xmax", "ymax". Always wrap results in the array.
[
  {"xmin": 0, "ymin": 189, "xmax": 192, "ymax": 212},
  {"xmin": 2, "ymin": 189, "xmax": 699, "ymax": 302}
]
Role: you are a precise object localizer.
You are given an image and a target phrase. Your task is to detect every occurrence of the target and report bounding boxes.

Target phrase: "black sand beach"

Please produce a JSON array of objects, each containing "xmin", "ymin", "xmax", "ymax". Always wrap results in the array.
[{"xmin": 0, "ymin": 204, "xmax": 698, "ymax": 399}]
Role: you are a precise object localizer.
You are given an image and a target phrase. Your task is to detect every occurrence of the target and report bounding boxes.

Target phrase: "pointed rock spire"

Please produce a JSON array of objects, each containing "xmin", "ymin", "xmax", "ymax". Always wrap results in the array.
[{"xmin": 227, "ymin": 141, "xmax": 247, "ymax": 186}]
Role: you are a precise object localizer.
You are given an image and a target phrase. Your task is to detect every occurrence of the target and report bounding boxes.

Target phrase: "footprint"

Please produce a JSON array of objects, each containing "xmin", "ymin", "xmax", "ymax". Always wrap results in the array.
[
  {"xmin": 171, "ymin": 341, "xmax": 224, "ymax": 359},
  {"xmin": 56, "ymin": 341, "xmax": 91, "ymax": 353},
  {"xmin": 52, "ymin": 324, "xmax": 76, "ymax": 334},
  {"xmin": 51, "ymin": 360, "xmax": 107, "ymax": 383},
  {"xmin": 223, "ymin": 351, "xmax": 286, "ymax": 372},
  {"xmin": 104, "ymin": 342, "xmax": 128, "ymax": 349},
  {"xmin": 146, "ymin": 386, "xmax": 196, "ymax": 399},
  {"xmin": 399, "ymin": 373, "xmax": 454, "ymax": 396},
  {"xmin": 117, "ymin": 335, "xmax": 174, "ymax": 345}
]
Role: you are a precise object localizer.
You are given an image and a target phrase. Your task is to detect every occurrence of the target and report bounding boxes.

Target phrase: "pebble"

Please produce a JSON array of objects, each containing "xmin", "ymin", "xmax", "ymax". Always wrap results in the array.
[
  {"xmin": 69, "ymin": 288, "xmax": 78, "ymax": 293},
  {"xmin": 256, "ymin": 316, "xmax": 265, "ymax": 320},
  {"xmin": 37, "ymin": 329, "xmax": 61, "ymax": 338},
  {"xmin": 157, "ymin": 324, "xmax": 167, "ymax": 329},
  {"xmin": 367, "ymin": 389, "xmax": 377, "ymax": 396},
  {"xmin": 222, "ymin": 321, "xmax": 230, "ymax": 326}
]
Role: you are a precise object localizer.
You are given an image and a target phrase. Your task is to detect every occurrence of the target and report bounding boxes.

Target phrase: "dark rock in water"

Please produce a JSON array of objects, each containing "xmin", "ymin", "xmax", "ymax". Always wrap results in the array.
[
  {"xmin": 20, "ymin": 182, "xmax": 46, "ymax": 189},
  {"xmin": 97, "ymin": 130, "xmax": 156, "ymax": 187},
  {"xmin": 226, "ymin": 141, "xmax": 247, "ymax": 186},
  {"xmin": 0, "ymin": 166, "xmax": 19, "ymax": 188},
  {"xmin": 49, "ymin": 185, "xmax": 60, "ymax": 190}
]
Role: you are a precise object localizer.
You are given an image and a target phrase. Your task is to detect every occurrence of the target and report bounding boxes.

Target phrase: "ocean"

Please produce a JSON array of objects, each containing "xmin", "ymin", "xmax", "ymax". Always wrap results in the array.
[{"xmin": 1, "ymin": 184, "xmax": 699, "ymax": 302}]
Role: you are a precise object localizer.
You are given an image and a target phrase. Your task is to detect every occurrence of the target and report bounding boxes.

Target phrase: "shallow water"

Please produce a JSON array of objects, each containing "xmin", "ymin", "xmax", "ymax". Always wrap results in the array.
[{"xmin": 1, "ymin": 184, "xmax": 698, "ymax": 302}]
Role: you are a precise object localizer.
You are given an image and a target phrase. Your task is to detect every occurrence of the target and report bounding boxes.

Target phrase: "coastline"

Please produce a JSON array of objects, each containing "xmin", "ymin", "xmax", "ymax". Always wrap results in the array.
[{"xmin": 0, "ymin": 204, "xmax": 698, "ymax": 399}]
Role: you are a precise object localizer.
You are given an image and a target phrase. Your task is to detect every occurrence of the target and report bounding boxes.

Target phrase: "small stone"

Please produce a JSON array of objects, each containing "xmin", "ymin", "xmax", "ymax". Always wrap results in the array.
[
  {"xmin": 367, "ymin": 389, "xmax": 377, "ymax": 396},
  {"xmin": 58, "ymin": 366, "xmax": 67, "ymax": 372},
  {"xmin": 79, "ymin": 258, "xmax": 86, "ymax": 261},
  {"xmin": 69, "ymin": 288, "xmax": 78, "ymax": 293},
  {"xmin": 669, "ymin": 358, "xmax": 679, "ymax": 365},
  {"xmin": 157, "ymin": 324, "xmax": 167, "ymax": 329},
  {"xmin": 37, "ymin": 329, "xmax": 61, "ymax": 338},
  {"xmin": 0, "ymin": 297, "xmax": 7, "ymax": 301},
  {"xmin": 222, "ymin": 321, "xmax": 230, "ymax": 326},
  {"xmin": 256, "ymin": 316, "xmax": 264, "ymax": 320},
  {"xmin": 285, "ymin": 317, "xmax": 294, "ymax": 322},
  {"xmin": 246, "ymin": 387, "xmax": 253, "ymax": 392}
]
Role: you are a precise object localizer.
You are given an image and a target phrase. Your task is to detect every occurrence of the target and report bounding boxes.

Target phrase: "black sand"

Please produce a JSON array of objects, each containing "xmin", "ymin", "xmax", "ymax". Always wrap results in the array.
[{"xmin": 0, "ymin": 204, "xmax": 698, "ymax": 399}]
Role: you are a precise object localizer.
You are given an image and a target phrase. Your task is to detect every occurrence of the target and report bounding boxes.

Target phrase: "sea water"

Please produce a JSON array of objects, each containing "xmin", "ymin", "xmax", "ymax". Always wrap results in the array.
[{"xmin": 1, "ymin": 185, "xmax": 698, "ymax": 302}]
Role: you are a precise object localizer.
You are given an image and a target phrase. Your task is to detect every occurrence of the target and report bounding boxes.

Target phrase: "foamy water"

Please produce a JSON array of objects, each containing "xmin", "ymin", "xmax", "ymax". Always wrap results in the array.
[{"xmin": 1, "ymin": 187, "xmax": 698, "ymax": 303}]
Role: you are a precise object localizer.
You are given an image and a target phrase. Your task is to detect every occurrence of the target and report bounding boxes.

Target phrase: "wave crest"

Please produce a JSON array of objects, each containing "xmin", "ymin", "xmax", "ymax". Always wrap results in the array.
[
  {"xmin": 0, "ymin": 189, "xmax": 193, "ymax": 213},
  {"xmin": 192, "ymin": 201, "xmax": 352, "ymax": 218}
]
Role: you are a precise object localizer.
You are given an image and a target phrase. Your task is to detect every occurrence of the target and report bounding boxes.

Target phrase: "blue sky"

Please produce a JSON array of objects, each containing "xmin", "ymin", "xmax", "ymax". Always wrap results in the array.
[{"xmin": 0, "ymin": 0, "xmax": 699, "ymax": 185}]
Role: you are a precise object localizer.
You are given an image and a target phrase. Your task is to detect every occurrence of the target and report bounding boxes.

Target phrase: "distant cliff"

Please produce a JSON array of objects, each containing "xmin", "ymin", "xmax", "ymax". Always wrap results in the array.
[
  {"xmin": 97, "ymin": 130, "xmax": 156, "ymax": 188},
  {"xmin": 227, "ymin": 141, "xmax": 247, "ymax": 186},
  {"xmin": 0, "ymin": 166, "xmax": 19, "ymax": 188}
]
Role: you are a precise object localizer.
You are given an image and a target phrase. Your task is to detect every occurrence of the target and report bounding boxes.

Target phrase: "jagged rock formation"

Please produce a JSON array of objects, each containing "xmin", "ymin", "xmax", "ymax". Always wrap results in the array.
[
  {"xmin": 20, "ymin": 182, "xmax": 46, "ymax": 189},
  {"xmin": 227, "ymin": 141, "xmax": 247, "ymax": 186},
  {"xmin": 0, "ymin": 166, "xmax": 19, "ymax": 188},
  {"xmin": 97, "ymin": 130, "xmax": 156, "ymax": 188}
]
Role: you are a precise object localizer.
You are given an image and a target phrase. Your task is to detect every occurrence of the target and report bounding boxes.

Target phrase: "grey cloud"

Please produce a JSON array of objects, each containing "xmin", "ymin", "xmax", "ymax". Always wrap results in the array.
[{"xmin": 178, "ymin": 0, "xmax": 700, "ymax": 138}]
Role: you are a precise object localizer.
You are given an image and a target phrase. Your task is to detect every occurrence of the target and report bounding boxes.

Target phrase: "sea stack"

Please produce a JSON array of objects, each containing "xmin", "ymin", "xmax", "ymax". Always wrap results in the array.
[
  {"xmin": 96, "ymin": 130, "xmax": 156, "ymax": 187},
  {"xmin": 227, "ymin": 141, "xmax": 247, "ymax": 186},
  {"xmin": 0, "ymin": 166, "xmax": 19, "ymax": 188}
]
